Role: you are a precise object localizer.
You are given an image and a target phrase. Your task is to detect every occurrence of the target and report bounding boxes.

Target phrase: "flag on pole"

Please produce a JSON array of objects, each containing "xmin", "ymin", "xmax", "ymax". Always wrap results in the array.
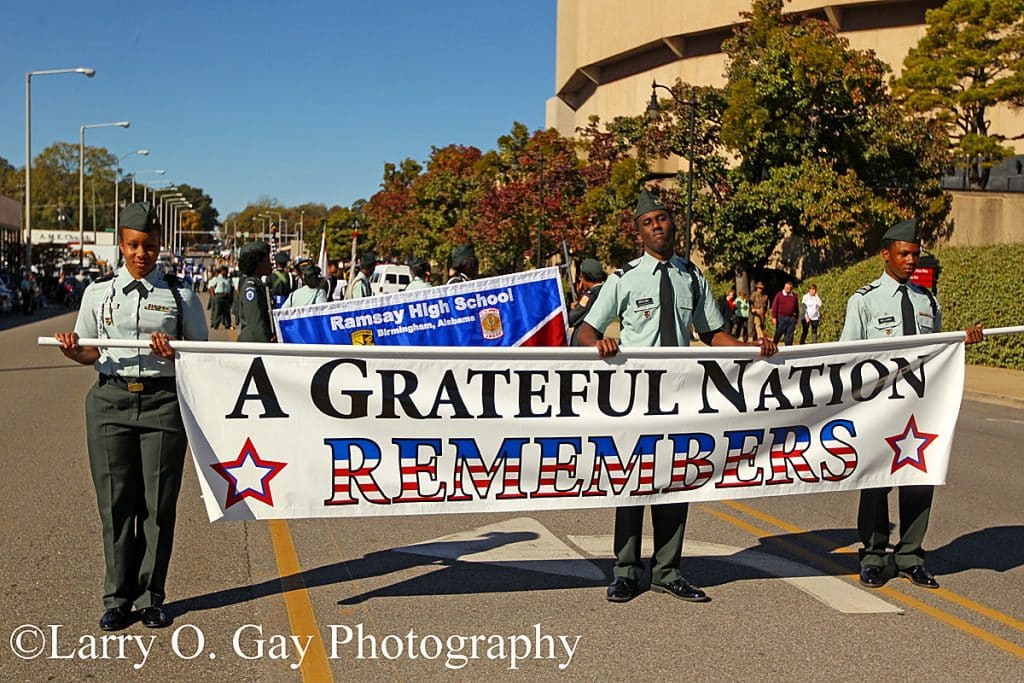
[{"xmin": 317, "ymin": 226, "xmax": 328, "ymax": 274}]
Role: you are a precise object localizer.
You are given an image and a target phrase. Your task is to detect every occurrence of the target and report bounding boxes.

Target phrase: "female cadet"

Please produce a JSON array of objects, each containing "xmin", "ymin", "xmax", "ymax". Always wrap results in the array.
[{"xmin": 55, "ymin": 202, "xmax": 208, "ymax": 631}]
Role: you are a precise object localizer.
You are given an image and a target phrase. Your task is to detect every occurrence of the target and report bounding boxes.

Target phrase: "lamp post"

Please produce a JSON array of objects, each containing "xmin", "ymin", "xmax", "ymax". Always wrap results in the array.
[
  {"xmin": 131, "ymin": 170, "xmax": 166, "ymax": 202},
  {"xmin": 253, "ymin": 216, "xmax": 267, "ymax": 239},
  {"xmin": 299, "ymin": 210, "xmax": 305, "ymax": 257},
  {"xmin": 646, "ymin": 80, "xmax": 697, "ymax": 258},
  {"xmin": 114, "ymin": 149, "xmax": 148, "ymax": 233},
  {"xmin": 79, "ymin": 121, "xmax": 129, "ymax": 266},
  {"xmin": 154, "ymin": 190, "xmax": 182, "ymax": 245},
  {"xmin": 25, "ymin": 66, "xmax": 95, "ymax": 270},
  {"xmin": 169, "ymin": 200, "xmax": 191, "ymax": 255}
]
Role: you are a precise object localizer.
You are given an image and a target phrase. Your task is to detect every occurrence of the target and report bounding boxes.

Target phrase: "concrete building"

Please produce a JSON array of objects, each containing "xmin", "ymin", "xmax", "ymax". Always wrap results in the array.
[
  {"xmin": 547, "ymin": 0, "xmax": 1024, "ymax": 252},
  {"xmin": 548, "ymin": 0, "xmax": 1023, "ymax": 154}
]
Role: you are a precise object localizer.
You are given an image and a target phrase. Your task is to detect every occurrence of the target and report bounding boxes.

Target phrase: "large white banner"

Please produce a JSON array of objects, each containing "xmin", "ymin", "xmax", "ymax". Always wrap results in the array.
[{"xmin": 177, "ymin": 336, "xmax": 966, "ymax": 521}]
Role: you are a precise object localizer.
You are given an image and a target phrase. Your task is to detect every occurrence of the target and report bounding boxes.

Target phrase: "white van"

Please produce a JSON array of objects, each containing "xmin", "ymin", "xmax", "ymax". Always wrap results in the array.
[{"xmin": 369, "ymin": 264, "xmax": 412, "ymax": 294}]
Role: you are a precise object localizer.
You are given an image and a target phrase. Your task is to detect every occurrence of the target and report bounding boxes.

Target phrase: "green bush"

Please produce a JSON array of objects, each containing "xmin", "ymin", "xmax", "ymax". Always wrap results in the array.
[{"xmin": 809, "ymin": 244, "xmax": 1024, "ymax": 369}]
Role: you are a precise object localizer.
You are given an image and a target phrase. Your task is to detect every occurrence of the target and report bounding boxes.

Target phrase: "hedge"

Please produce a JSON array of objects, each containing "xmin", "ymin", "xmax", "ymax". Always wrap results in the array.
[{"xmin": 796, "ymin": 244, "xmax": 1024, "ymax": 369}]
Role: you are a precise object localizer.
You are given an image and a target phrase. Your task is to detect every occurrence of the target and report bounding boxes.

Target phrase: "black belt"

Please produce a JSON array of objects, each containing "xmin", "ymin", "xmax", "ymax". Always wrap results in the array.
[{"xmin": 99, "ymin": 374, "xmax": 177, "ymax": 393}]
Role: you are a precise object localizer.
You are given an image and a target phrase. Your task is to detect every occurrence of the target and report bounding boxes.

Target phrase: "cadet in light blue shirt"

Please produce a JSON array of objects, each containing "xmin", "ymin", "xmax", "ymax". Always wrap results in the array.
[
  {"xmin": 577, "ymin": 188, "xmax": 777, "ymax": 606},
  {"xmin": 283, "ymin": 264, "xmax": 329, "ymax": 308},
  {"xmin": 405, "ymin": 257, "xmax": 432, "ymax": 291},
  {"xmin": 840, "ymin": 218, "xmax": 983, "ymax": 591},
  {"xmin": 55, "ymin": 202, "xmax": 208, "ymax": 632}
]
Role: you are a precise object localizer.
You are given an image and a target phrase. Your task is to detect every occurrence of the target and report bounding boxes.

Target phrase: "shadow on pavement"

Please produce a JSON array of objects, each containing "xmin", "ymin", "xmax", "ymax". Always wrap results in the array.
[
  {"xmin": 0, "ymin": 305, "xmax": 78, "ymax": 332},
  {"xmin": 166, "ymin": 524, "xmax": 1024, "ymax": 616}
]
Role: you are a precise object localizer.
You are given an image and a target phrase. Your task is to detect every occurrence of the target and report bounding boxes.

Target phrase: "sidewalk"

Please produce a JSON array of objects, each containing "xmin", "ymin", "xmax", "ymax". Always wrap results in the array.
[{"xmin": 964, "ymin": 364, "xmax": 1024, "ymax": 410}]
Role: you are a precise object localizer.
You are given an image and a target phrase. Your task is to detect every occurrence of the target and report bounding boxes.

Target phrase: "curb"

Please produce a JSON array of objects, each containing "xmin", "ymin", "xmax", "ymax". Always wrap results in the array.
[{"xmin": 963, "ymin": 391, "xmax": 1024, "ymax": 411}]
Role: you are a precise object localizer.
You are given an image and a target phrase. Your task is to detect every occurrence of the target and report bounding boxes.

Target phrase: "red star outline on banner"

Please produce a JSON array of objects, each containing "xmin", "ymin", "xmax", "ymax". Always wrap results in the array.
[
  {"xmin": 211, "ymin": 437, "xmax": 287, "ymax": 508},
  {"xmin": 886, "ymin": 415, "xmax": 938, "ymax": 475}
]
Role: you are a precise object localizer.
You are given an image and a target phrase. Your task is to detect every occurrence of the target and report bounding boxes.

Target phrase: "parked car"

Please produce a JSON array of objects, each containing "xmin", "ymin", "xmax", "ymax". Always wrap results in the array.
[
  {"xmin": 369, "ymin": 264, "xmax": 412, "ymax": 295},
  {"xmin": 0, "ymin": 284, "xmax": 13, "ymax": 313}
]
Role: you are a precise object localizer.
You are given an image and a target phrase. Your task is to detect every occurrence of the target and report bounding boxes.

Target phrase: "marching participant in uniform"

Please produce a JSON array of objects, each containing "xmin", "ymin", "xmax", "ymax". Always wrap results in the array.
[
  {"xmin": 568, "ymin": 257, "xmax": 606, "ymax": 346},
  {"xmin": 576, "ymin": 189, "xmax": 777, "ymax": 604},
  {"xmin": 282, "ymin": 263, "xmax": 328, "ymax": 308},
  {"xmin": 54, "ymin": 202, "xmax": 208, "ymax": 631},
  {"xmin": 841, "ymin": 219, "xmax": 983, "ymax": 589},
  {"xmin": 447, "ymin": 244, "xmax": 478, "ymax": 285},
  {"xmin": 348, "ymin": 252, "xmax": 376, "ymax": 299},
  {"xmin": 237, "ymin": 241, "xmax": 275, "ymax": 342},
  {"xmin": 405, "ymin": 257, "xmax": 432, "ymax": 291}
]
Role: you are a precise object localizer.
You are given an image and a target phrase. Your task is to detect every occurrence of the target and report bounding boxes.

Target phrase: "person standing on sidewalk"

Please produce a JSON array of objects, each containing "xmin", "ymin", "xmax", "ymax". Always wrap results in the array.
[
  {"xmin": 771, "ymin": 281, "xmax": 799, "ymax": 345},
  {"xmin": 840, "ymin": 219, "xmax": 983, "ymax": 590},
  {"xmin": 750, "ymin": 281, "xmax": 769, "ymax": 340},
  {"xmin": 799, "ymin": 284, "xmax": 822, "ymax": 344},
  {"xmin": 54, "ymin": 202, "xmax": 208, "ymax": 631}
]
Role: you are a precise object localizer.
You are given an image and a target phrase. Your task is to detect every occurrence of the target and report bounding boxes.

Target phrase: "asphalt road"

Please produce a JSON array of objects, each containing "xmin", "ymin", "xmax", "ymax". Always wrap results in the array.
[{"xmin": 1, "ymin": 309, "xmax": 1022, "ymax": 681}]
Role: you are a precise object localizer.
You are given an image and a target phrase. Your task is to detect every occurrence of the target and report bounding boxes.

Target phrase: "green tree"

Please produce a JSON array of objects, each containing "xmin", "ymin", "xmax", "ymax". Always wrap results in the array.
[
  {"xmin": 30, "ymin": 142, "xmax": 117, "ymax": 231},
  {"xmin": 893, "ymin": 0, "xmax": 1024, "ymax": 189},
  {"xmin": 0, "ymin": 156, "xmax": 20, "ymax": 199}
]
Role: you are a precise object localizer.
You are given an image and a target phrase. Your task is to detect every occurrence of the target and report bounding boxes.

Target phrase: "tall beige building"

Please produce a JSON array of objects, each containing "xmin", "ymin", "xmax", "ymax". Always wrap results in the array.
[{"xmin": 547, "ymin": 0, "xmax": 1022, "ymax": 157}]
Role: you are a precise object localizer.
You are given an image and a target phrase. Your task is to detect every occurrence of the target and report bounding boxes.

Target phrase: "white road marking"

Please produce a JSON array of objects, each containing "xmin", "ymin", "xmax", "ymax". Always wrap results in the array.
[
  {"xmin": 568, "ymin": 535, "xmax": 901, "ymax": 614},
  {"xmin": 985, "ymin": 418, "xmax": 1024, "ymax": 425},
  {"xmin": 393, "ymin": 517, "xmax": 606, "ymax": 580}
]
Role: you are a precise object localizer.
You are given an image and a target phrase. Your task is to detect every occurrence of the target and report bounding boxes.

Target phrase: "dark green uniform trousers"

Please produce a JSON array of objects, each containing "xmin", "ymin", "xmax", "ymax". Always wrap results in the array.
[
  {"xmin": 857, "ymin": 485, "xmax": 933, "ymax": 570},
  {"xmin": 85, "ymin": 378, "xmax": 187, "ymax": 610},
  {"xmin": 212, "ymin": 293, "xmax": 232, "ymax": 329},
  {"xmin": 612, "ymin": 503, "xmax": 688, "ymax": 584}
]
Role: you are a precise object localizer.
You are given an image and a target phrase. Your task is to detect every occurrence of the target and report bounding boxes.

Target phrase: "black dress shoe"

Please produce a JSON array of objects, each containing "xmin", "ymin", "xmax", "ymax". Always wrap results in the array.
[
  {"xmin": 99, "ymin": 607, "xmax": 133, "ymax": 631},
  {"xmin": 606, "ymin": 577, "xmax": 639, "ymax": 603},
  {"xmin": 138, "ymin": 606, "xmax": 172, "ymax": 628},
  {"xmin": 651, "ymin": 577, "xmax": 710, "ymax": 602},
  {"xmin": 899, "ymin": 565, "xmax": 939, "ymax": 589},
  {"xmin": 859, "ymin": 565, "xmax": 886, "ymax": 588}
]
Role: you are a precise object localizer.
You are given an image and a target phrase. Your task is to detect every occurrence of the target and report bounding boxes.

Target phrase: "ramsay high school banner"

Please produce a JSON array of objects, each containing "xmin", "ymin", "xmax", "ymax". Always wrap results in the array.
[
  {"xmin": 273, "ymin": 267, "xmax": 568, "ymax": 347},
  {"xmin": 176, "ymin": 335, "xmax": 967, "ymax": 522}
]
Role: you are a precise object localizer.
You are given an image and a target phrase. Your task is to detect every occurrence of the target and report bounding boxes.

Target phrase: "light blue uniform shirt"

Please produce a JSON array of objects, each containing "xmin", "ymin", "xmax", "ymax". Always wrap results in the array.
[
  {"xmin": 840, "ymin": 271, "xmax": 941, "ymax": 341},
  {"xmin": 209, "ymin": 274, "xmax": 233, "ymax": 294},
  {"xmin": 74, "ymin": 266, "xmax": 209, "ymax": 378},
  {"xmin": 583, "ymin": 251, "xmax": 724, "ymax": 347},
  {"xmin": 349, "ymin": 271, "xmax": 372, "ymax": 298},
  {"xmin": 282, "ymin": 285, "xmax": 328, "ymax": 308},
  {"xmin": 405, "ymin": 277, "xmax": 431, "ymax": 291}
]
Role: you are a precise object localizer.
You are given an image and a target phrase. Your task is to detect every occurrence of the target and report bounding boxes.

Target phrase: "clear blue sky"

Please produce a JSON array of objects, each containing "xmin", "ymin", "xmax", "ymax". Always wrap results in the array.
[{"xmin": 0, "ymin": 0, "xmax": 555, "ymax": 218}]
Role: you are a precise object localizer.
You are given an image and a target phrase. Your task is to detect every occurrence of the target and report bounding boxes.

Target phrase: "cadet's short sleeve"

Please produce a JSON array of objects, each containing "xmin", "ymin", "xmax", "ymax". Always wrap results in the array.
[
  {"xmin": 73, "ymin": 282, "xmax": 102, "ymax": 339},
  {"xmin": 313, "ymin": 288, "xmax": 327, "ymax": 305},
  {"xmin": 582, "ymin": 273, "xmax": 622, "ymax": 334},
  {"xmin": 180, "ymin": 288, "xmax": 209, "ymax": 341},
  {"xmin": 692, "ymin": 274, "xmax": 725, "ymax": 334},
  {"xmin": 839, "ymin": 296, "xmax": 865, "ymax": 342}
]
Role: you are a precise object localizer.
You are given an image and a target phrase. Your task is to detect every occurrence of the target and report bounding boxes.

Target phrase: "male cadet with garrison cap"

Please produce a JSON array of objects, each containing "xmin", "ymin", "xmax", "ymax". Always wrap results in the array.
[
  {"xmin": 237, "ymin": 241, "xmax": 275, "ymax": 342},
  {"xmin": 348, "ymin": 252, "xmax": 376, "ymax": 298},
  {"xmin": 406, "ymin": 257, "xmax": 432, "ymax": 290},
  {"xmin": 841, "ymin": 219, "xmax": 983, "ymax": 590},
  {"xmin": 447, "ymin": 244, "xmax": 478, "ymax": 284},
  {"xmin": 568, "ymin": 257, "xmax": 606, "ymax": 346},
  {"xmin": 576, "ymin": 189, "xmax": 778, "ymax": 604},
  {"xmin": 55, "ymin": 202, "xmax": 208, "ymax": 631},
  {"xmin": 268, "ymin": 251, "xmax": 293, "ymax": 308}
]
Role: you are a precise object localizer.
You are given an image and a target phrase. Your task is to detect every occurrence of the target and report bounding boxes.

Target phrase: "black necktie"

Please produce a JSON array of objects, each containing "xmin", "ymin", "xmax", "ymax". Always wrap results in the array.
[
  {"xmin": 658, "ymin": 262, "xmax": 678, "ymax": 346},
  {"xmin": 898, "ymin": 284, "xmax": 916, "ymax": 336},
  {"xmin": 123, "ymin": 280, "xmax": 148, "ymax": 299}
]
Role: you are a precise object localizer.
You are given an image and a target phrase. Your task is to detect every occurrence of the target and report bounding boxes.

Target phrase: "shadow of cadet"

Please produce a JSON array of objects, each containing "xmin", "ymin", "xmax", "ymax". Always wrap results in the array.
[{"xmin": 929, "ymin": 525, "xmax": 1024, "ymax": 574}]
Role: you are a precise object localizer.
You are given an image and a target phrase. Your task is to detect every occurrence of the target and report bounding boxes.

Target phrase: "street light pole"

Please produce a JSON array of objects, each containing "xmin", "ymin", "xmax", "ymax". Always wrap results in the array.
[
  {"xmin": 114, "ymin": 149, "xmax": 148, "ymax": 236},
  {"xmin": 299, "ymin": 210, "xmax": 305, "ymax": 257},
  {"xmin": 646, "ymin": 80, "xmax": 697, "ymax": 258},
  {"xmin": 25, "ymin": 66, "xmax": 95, "ymax": 271},
  {"xmin": 79, "ymin": 121, "xmax": 129, "ymax": 266}
]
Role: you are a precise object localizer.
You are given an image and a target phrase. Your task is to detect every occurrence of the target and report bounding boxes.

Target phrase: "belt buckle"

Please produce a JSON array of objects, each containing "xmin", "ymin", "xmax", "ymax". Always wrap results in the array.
[{"xmin": 127, "ymin": 381, "xmax": 145, "ymax": 393}]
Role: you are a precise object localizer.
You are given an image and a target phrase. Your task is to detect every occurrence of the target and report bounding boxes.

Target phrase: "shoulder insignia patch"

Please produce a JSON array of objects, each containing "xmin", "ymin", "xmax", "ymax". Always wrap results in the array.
[
  {"xmin": 854, "ymin": 283, "xmax": 879, "ymax": 296},
  {"xmin": 95, "ymin": 272, "xmax": 114, "ymax": 283}
]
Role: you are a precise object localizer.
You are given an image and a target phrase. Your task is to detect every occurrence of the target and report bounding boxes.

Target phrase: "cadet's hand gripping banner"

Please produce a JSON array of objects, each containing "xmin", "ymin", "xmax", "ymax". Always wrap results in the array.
[
  {"xmin": 273, "ymin": 268, "xmax": 568, "ymax": 347},
  {"xmin": 176, "ymin": 336, "xmax": 967, "ymax": 521}
]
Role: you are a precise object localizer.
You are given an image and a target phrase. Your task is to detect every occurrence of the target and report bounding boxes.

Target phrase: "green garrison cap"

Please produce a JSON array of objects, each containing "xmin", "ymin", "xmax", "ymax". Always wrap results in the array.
[
  {"xmin": 359, "ymin": 251, "xmax": 377, "ymax": 269},
  {"xmin": 882, "ymin": 219, "xmax": 920, "ymax": 244},
  {"xmin": 579, "ymin": 258, "xmax": 606, "ymax": 281},
  {"xmin": 451, "ymin": 243, "xmax": 476, "ymax": 267},
  {"xmin": 119, "ymin": 202, "xmax": 160, "ymax": 233},
  {"xmin": 300, "ymin": 263, "xmax": 321, "ymax": 277},
  {"xmin": 240, "ymin": 240, "xmax": 270, "ymax": 257},
  {"xmin": 274, "ymin": 251, "xmax": 290, "ymax": 265},
  {"xmin": 409, "ymin": 257, "xmax": 427, "ymax": 270},
  {"xmin": 633, "ymin": 188, "xmax": 670, "ymax": 220}
]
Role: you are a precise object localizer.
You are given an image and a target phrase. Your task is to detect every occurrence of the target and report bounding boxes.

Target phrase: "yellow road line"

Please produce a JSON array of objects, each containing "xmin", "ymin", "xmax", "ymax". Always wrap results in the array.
[
  {"xmin": 721, "ymin": 500, "xmax": 1024, "ymax": 635},
  {"xmin": 268, "ymin": 519, "xmax": 334, "ymax": 682},
  {"xmin": 699, "ymin": 504, "xmax": 1024, "ymax": 660}
]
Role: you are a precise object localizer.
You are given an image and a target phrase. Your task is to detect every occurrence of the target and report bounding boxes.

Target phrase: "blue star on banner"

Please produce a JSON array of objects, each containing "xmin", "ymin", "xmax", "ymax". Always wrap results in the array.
[
  {"xmin": 211, "ymin": 437, "xmax": 287, "ymax": 508},
  {"xmin": 886, "ymin": 415, "xmax": 938, "ymax": 475}
]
